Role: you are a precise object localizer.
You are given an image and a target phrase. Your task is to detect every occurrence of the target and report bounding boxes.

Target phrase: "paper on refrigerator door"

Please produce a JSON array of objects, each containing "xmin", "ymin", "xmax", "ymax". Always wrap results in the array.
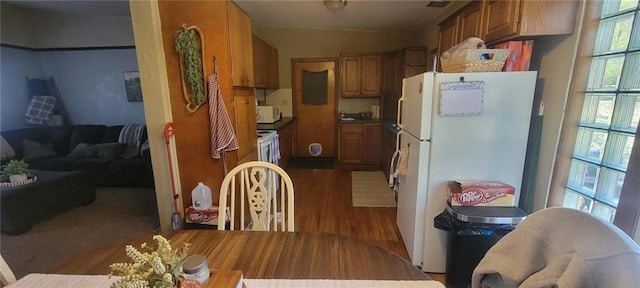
[{"xmin": 439, "ymin": 81, "xmax": 484, "ymax": 116}]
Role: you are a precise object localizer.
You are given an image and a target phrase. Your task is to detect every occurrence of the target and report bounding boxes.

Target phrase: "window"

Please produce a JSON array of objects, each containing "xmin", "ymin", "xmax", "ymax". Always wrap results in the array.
[{"xmin": 561, "ymin": 0, "xmax": 640, "ymax": 223}]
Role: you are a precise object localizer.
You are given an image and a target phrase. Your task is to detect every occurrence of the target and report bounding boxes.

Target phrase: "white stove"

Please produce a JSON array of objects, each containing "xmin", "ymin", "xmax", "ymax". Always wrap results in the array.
[{"xmin": 257, "ymin": 130, "xmax": 279, "ymax": 165}]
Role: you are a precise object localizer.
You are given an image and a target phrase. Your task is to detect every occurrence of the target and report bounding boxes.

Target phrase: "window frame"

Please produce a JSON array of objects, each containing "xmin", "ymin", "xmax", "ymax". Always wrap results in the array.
[{"xmin": 550, "ymin": 0, "xmax": 640, "ymax": 236}]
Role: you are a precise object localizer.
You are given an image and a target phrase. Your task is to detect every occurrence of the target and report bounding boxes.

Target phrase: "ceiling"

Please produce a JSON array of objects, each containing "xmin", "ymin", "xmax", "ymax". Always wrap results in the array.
[
  {"xmin": 4, "ymin": 0, "xmax": 454, "ymax": 32},
  {"xmin": 234, "ymin": 0, "xmax": 451, "ymax": 32}
]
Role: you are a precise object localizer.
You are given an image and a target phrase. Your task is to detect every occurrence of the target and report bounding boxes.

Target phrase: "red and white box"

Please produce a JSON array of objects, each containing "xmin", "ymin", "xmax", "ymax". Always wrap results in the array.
[
  {"xmin": 492, "ymin": 40, "xmax": 534, "ymax": 71},
  {"xmin": 185, "ymin": 206, "xmax": 230, "ymax": 225},
  {"xmin": 447, "ymin": 181, "xmax": 516, "ymax": 207}
]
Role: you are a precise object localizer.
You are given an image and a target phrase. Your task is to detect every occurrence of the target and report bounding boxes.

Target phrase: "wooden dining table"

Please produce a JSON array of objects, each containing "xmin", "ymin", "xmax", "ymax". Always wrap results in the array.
[{"xmin": 49, "ymin": 230, "xmax": 429, "ymax": 280}]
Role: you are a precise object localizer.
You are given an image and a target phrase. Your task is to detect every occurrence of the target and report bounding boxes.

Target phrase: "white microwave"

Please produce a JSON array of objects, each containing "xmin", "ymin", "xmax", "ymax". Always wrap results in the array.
[{"xmin": 256, "ymin": 106, "xmax": 281, "ymax": 123}]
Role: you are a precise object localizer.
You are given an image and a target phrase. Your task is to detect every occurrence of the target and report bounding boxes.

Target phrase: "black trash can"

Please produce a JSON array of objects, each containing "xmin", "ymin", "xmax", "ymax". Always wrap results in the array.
[{"xmin": 434, "ymin": 204, "xmax": 526, "ymax": 288}]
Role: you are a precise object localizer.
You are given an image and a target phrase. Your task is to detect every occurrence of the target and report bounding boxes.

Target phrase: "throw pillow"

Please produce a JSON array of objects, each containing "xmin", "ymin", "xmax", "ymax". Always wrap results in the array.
[
  {"xmin": 67, "ymin": 143, "xmax": 93, "ymax": 159},
  {"xmin": 90, "ymin": 143, "xmax": 127, "ymax": 160},
  {"xmin": 22, "ymin": 138, "xmax": 58, "ymax": 161},
  {"xmin": 121, "ymin": 145, "xmax": 140, "ymax": 159},
  {"xmin": 0, "ymin": 135, "xmax": 16, "ymax": 160}
]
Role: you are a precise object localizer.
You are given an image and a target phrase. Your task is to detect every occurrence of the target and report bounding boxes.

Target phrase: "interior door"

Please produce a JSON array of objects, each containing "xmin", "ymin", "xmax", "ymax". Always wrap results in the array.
[{"xmin": 292, "ymin": 58, "xmax": 337, "ymax": 158}]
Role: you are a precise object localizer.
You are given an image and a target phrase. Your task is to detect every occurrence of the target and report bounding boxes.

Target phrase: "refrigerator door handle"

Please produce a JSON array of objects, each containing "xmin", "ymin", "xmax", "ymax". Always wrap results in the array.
[
  {"xmin": 397, "ymin": 97, "xmax": 405, "ymax": 130},
  {"xmin": 395, "ymin": 130, "xmax": 403, "ymax": 152}
]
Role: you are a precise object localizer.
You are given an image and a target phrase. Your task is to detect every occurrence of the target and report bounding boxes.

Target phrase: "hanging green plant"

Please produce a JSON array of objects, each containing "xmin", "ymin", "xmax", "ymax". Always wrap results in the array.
[{"xmin": 175, "ymin": 24, "xmax": 206, "ymax": 113}]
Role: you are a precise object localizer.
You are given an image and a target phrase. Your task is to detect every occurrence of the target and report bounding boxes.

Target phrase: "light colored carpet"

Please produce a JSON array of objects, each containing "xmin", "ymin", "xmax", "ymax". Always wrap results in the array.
[
  {"xmin": 352, "ymin": 171, "xmax": 397, "ymax": 207},
  {"xmin": 0, "ymin": 187, "xmax": 160, "ymax": 278}
]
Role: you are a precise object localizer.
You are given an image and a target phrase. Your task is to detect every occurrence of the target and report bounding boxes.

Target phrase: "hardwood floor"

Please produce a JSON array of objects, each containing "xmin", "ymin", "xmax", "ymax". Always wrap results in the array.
[{"xmin": 285, "ymin": 164, "xmax": 446, "ymax": 284}]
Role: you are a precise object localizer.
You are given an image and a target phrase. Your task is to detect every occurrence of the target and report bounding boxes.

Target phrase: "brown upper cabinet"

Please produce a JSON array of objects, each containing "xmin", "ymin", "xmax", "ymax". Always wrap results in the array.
[
  {"xmin": 228, "ymin": 2, "xmax": 254, "ymax": 87},
  {"xmin": 381, "ymin": 47, "xmax": 428, "ymax": 123},
  {"xmin": 340, "ymin": 54, "xmax": 382, "ymax": 97},
  {"xmin": 484, "ymin": 0, "xmax": 578, "ymax": 43},
  {"xmin": 252, "ymin": 35, "xmax": 280, "ymax": 89},
  {"xmin": 438, "ymin": 0, "xmax": 579, "ymax": 56},
  {"xmin": 438, "ymin": 1, "xmax": 484, "ymax": 55}
]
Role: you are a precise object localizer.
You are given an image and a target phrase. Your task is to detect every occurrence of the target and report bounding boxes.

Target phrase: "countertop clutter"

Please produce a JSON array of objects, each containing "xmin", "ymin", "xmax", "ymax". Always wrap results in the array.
[
  {"xmin": 338, "ymin": 112, "xmax": 380, "ymax": 124},
  {"xmin": 257, "ymin": 117, "xmax": 294, "ymax": 130}
]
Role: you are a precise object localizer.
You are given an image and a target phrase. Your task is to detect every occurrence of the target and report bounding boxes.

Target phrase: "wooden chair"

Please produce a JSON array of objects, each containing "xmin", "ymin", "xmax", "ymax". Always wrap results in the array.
[
  {"xmin": 1, "ymin": 254, "xmax": 17, "ymax": 285},
  {"xmin": 217, "ymin": 161, "xmax": 294, "ymax": 232}
]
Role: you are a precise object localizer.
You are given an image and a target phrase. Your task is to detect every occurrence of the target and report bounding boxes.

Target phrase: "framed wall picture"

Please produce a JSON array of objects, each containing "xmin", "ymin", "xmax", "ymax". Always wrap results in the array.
[{"xmin": 123, "ymin": 71, "xmax": 143, "ymax": 102}]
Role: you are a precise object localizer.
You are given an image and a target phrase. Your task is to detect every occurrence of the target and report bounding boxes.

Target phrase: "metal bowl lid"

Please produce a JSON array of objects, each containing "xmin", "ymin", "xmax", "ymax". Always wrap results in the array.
[{"xmin": 183, "ymin": 254, "xmax": 208, "ymax": 274}]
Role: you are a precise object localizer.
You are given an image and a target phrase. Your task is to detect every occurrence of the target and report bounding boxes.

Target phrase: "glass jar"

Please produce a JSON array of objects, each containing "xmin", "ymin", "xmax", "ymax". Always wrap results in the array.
[{"xmin": 182, "ymin": 254, "xmax": 209, "ymax": 284}]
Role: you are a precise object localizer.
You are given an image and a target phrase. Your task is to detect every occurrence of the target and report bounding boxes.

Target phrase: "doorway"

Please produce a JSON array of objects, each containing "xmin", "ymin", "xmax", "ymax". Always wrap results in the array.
[{"xmin": 291, "ymin": 58, "xmax": 338, "ymax": 159}]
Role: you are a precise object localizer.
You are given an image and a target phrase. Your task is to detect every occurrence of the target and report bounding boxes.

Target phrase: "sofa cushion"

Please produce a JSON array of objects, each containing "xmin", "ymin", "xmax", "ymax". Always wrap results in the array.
[
  {"xmin": 47, "ymin": 126, "xmax": 74, "ymax": 156},
  {"xmin": 102, "ymin": 126, "xmax": 123, "ymax": 143},
  {"xmin": 22, "ymin": 139, "xmax": 58, "ymax": 161},
  {"xmin": 73, "ymin": 158, "xmax": 110, "ymax": 173},
  {"xmin": 67, "ymin": 143, "xmax": 93, "ymax": 159},
  {"xmin": 1, "ymin": 127, "xmax": 49, "ymax": 158},
  {"xmin": 109, "ymin": 158, "xmax": 146, "ymax": 174},
  {"xmin": 118, "ymin": 124, "xmax": 145, "ymax": 159},
  {"xmin": 91, "ymin": 143, "xmax": 127, "ymax": 160},
  {"xmin": 68, "ymin": 142, "xmax": 126, "ymax": 161},
  {"xmin": 29, "ymin": 157, "xmax": 76, "ymax": 171},
  {"xmin": 69, "ymin": 125, "xmax": 106, "ymax": 151}
]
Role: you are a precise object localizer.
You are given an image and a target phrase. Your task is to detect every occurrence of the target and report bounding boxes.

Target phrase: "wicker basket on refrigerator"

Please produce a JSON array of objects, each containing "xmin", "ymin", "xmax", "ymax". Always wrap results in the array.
[{"xmin": 441, "ymin": 49, "xmax": 509, "ymax": 73}]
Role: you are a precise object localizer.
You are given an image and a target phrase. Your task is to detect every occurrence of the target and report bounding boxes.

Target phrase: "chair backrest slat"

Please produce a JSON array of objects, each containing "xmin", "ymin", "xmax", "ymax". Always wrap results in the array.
[
  {"xmin": 1, "ymin": 254, "xmax": 17, "ymax": 285},
  {"xmin": 218, "ymin": 161, "xmax": 294, "ymax": 232}
]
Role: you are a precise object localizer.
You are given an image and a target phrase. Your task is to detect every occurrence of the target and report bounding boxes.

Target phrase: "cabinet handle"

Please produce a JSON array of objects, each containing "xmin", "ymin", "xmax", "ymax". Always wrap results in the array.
[{"xmin": 244, "ymin": 100, "xmax": 250, "ymax": 104}]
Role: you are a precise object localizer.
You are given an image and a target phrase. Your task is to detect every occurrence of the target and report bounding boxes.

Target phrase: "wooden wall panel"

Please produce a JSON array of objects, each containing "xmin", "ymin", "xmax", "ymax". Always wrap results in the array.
[{"xmin": 158, "ymin": 0, "xmax": 237, "ymax": 209}]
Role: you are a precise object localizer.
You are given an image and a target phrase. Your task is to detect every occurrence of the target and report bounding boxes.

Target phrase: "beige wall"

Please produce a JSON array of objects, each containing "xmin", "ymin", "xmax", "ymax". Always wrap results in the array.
[
  {"xmin": 531, "ymin": 34, "xmax": 580, "ymax": 211},
  {"xmin": 251, "ymin": 25, "xmax": 418, "ymax": 116}
]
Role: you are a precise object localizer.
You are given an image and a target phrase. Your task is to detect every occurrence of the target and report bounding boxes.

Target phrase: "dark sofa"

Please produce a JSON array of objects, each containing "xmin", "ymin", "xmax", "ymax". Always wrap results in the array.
[{"xmin": 1, "ymin": 125, "xmax": 154, "ymax": 187}]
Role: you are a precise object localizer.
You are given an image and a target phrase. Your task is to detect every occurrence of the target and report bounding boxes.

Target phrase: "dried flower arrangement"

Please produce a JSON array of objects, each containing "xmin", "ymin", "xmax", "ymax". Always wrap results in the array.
[
  {"xmin": 109, "ymin": 235, "xmax": 191, "ymax": 288},
  {"xmin": 175, "ymin": 24, "xmax": 206, "ymax": 113}
]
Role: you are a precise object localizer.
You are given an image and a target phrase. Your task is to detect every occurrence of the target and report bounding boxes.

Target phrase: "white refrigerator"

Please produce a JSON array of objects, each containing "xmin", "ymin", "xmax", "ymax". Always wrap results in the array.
[{"xmin": 395, "ymin": 71, "xmax": 537, "ymax": 272}]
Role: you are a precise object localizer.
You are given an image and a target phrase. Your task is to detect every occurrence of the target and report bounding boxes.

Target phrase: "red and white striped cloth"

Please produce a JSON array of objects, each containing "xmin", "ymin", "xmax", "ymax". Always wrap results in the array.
[{"xmin": 209, "ymin": 57, "xmax": 239, "ymax": 159}]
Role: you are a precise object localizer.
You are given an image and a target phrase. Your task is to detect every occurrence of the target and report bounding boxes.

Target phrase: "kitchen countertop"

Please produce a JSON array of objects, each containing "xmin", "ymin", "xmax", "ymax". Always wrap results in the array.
[
  {"xmin": 338, "ymin": 118, "xmax": 382, "ymax": 124},
  {"xmin": 257, "ymin": 117, "xmax": 295, "ymax": 130}
]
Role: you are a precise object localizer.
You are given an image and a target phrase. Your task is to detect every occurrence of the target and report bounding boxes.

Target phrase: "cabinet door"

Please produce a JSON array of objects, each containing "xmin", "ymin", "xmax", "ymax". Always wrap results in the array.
[
  {"xmin": 403, "ymin": 47, "xmax": 428, "ymax": 78},
  {"xmin": 458, "ymin": 1, "xmax": 484, "ymax": 42},
  {"xmin": 267, "ymin": 44, "xmax": 279, "ymax": 89},
  {"xmin": 252, "ymin": 35, "xmax": 268, "ymax": 88},
  {"xmin": 360, "ymin": 54, "xmax": 382, "ymax": 96},
  {"xmin": 228, "ymin": 2, "xmax": 254, "ymax": 87},
  {"xmin": 277, "ymin": 124, "xmax": 292, "ymax": 168},
  {"xmin": 438, "ymin": 15, "xmax": 460, "ymax": 57},
  {"xmin": 341, "ymin": 56, "xmax": 361, "ymax": 97},
  {"xmin": 382, "ymin": 51, "xmax": 401, "ymax": 122},
  {"xmin": 339, "ymin": 124, "xmax": 363, "ymax": 164},
  {"xmin": 234, "ymin": 89, "xmax": 257, "ymax": 162},
  {"xmin": 363, "ymin": 124, "xmax": 381, "ymax": 165},
  {"xmin": 483, "ymin": 0, "xmax": 521, "ymax": 43}
]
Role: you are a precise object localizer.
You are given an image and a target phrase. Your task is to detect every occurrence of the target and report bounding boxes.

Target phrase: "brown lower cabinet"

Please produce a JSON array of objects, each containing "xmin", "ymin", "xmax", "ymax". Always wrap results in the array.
[
  {"xmin": 277, "ymin": 123, "xmax": 293, "ymax": 169},
  {"xmin": 339, "ymin": 122, "xmax": 381, "ymax": 166}
]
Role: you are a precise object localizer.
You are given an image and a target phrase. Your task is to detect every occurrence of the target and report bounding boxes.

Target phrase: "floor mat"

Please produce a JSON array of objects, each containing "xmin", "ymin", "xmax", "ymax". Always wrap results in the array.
[
  {"xmin": 351, "ymin": 171, "xmax": 397, "ymax": 207},
  {"xmin": 288, "ymin": 157, "xmax": 335, "ymax": 169}
]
